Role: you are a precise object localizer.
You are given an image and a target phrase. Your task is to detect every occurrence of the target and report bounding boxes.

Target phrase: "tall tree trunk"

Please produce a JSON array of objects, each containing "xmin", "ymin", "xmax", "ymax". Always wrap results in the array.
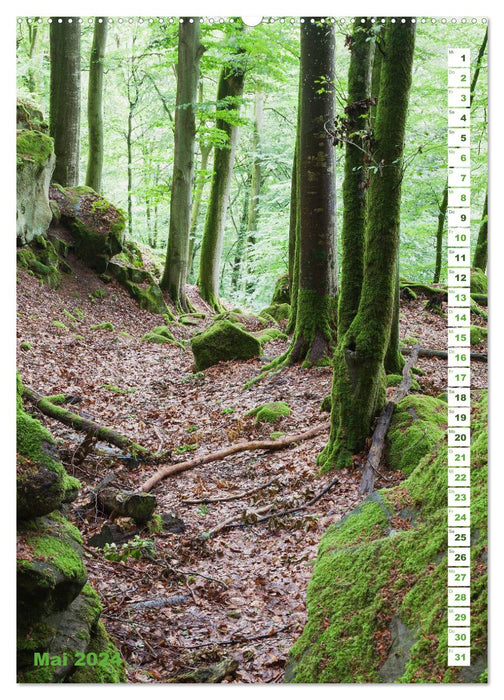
[
  {"xmin": 127, "ymin": 106, "xmax": 133, "ymax": 235},
  {"xmin": 50, "ymin": 18, "xmax": 81, "ymax": 187},
  {"xmin": 337, "ymin": 18, "xmax": 373, "ymax": 338},
  {"xmin": 319, "ymin": 19, "xmax": 416, "ymax": 470},
  {"xmin": 187, "ymin": 143, "xmax": 212, "ymax": 282},
  {"xmin": 198, "ymin": 41, "xmax": 246, "ymax": 312},
  {"xmin": 231, "ymin": 185, "xmax": 250, "ymax": 291},
  {"xmin": 244, "ymin": 91, "xmax": 264, "ymax": 295},
  {"xmin": 85, "ymin": 18, "xmax": 108, "ymax": 194},
  {"xmin": 473, "ymin": 192, "xmax": 488, "ymax": 272},
  {"xmin": 27, "ymin": 18, "xmax": 40, "ymax": 94},
  {"xmin": 286, "ymin": 82, "xmax": 301, "ymax": 335},
  {"xmin": 160, "ymin": 19, "xmax": 204, "ymax": 311},
  {"xmin": 433, "ymin": 27, "xmax": 488, "ymax": 283}
]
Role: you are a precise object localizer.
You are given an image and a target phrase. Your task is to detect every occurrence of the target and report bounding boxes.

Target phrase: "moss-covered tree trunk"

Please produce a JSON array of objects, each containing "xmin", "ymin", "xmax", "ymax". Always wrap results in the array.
[
  {"xmin": 160, "ymin": 19, "xmax": 204, "ymax": 311},
  {"xmin": 319, "ymin": 19, "xmax": 416, "ymax": 470},
  {"xmin": 473, "ymin": 192, "xmax": 488, "ymax": 272},
  {"xmin": 198, "ymin": 42, "xmax": 246, "ymax": 312},
  {"xmin": 337, "ymin": 18, "xmax": 373, "ymax": 338},
  {"xmin": 85, "ymin": 18, "xmax": 107, "ymax": 194},
  {"xmin": 286, "ymin": 85, "xmax": 301, "ymax": 335},
  {"xmin": 50, "ymin": 18, "xmax": 81, "ymax": 187},
  {"xmin": 282, "ymin": 18, "xmax": 336, "ymax": 365}
]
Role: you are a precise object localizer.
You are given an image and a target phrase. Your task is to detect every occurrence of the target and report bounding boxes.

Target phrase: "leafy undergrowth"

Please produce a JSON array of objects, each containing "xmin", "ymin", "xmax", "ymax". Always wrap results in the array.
[{"xmin": 16, "ymin": 254, "xmax": 487, "ymax": 683}]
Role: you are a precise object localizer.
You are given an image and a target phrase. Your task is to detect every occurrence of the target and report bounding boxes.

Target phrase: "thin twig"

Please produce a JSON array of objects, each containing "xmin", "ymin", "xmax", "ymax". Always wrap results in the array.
[{"xmin": 182, "ymin": 476, "xmax": 280, "ymax": 505}]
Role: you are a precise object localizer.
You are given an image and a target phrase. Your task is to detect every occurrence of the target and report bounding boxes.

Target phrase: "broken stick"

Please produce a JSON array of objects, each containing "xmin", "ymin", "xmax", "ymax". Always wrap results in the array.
[
  {"xmin": 359, "ymin": 344, "xmax": 421, "ymax": 495},
  {"xmin": 138, "ymin": 422, "xmax": 330, "ymax": 493}
]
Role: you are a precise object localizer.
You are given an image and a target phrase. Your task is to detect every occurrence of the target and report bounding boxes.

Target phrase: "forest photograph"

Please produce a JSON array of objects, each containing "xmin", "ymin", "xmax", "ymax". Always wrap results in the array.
[{"xmin": 15, "ymin": 15, "xmax": 488, "ymax": 684}]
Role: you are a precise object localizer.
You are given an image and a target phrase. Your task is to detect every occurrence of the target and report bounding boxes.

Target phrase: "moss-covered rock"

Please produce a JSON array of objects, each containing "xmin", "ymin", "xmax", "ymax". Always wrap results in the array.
[
  {"xmin": 246, "ymin": 401, "xmax": 291, "ymax": 424},
  {"xmin": 271, "ymin": 273, "xmax": 290, "ymax": 304},
  {"xmin": 107, "ymin": 261, "xmax": 169, "ymax": 315},
  {"xmin": 471, "ymin": 269, "xmax": 487, "ymax": 295},
  {"xmin": 50, "ymin": 185, "xmax": 124, "ymax": 273},
  {"xmin": 320, "ymin": 394, "xmax": 332, "ymax": 413},
  {"xmin": 386, "ymin": 373, "xmax": 421, "ymax": 391},
  {"xmin": 286, "ymin": 393, "xmax": 487, "ymax": 683},
  {"xmin": 17, "ymin": 236, "xmax": 63, "ymax": 288},
  {"xmin": 142, "ymin": 325, "xmax": 175, "ymax": 344},
  {"xmin": 259, "ymin": 303, "xmax": 291, "ymax": 324},
  {"xmin": 191, "ymin": 320, "xmax": 262, "ymax": 371},
  {"xmin": 17, "ymin": 127, "xmax": 55, "ymax": 244},
  {"xmin": 470, "ymin": 325, "xmax": 488, "ymax": 346},
  {"xmin": 256, "ymin": 327, "xmax": 288, "ymax": 345},
  {"xmin": 386, "ymin": 395, "xmax": 446, "ymax": 476}
]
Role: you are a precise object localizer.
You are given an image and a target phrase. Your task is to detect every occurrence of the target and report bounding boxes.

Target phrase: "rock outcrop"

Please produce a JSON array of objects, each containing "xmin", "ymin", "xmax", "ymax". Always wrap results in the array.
[{"xmin": 191, "ymin": 319, "xmax": 262, "ymax": 371}]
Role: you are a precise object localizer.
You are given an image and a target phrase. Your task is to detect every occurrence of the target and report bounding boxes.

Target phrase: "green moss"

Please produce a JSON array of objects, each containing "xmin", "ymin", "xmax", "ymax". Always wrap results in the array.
[
  {"xmin": 191, "ymin": 319, "xmax": 262, "ymax": 371},
  {"xmin": 287, "ymin": 393, "xmax": 487, "ymax": 684},
  {"xmin": 90, "ymin": 322, "xmax": 115, "ymax": 331},
  {"xmin": 270, "ymin": 431, "xmax": 286, "ymax": 440},
  {"xmin": 17, "ymin": 129, "xmax": 54, "ymax": 166},
  {"xmin": 20, "ymin": 341, "xmax": 31, "ymax": 351},
  {"xmin": 386, "ymin": 373, "xmax": 420, "ymax": 391},
  {"xmin": 246, "ymin": 401, "xmax": 291, "ymax": 424},
  {"xmin": 146, "ymin": 513, "xmax": 163, "ymax": 534},
  {"xmin": 17, "ymin": 237, "xmax": 62, "ymax": 288},
  {"xmin": 320, "ymin": 394, "xmax": 332, "ymax": 413},
  {"xmin": 386, "ymin": 395, "xmax": 446, "ymax": 476},
  {"xmin": 257, "ymin": 327, "xmax": 288, "ymax": 345},
  {"xmin": 259, "ymin": 303, "xmax": 291, "ymax": 324},
  {"xmin": 470, "ymin": 269, "xmax": 487, "ymax": 294},
  {"xmin": 271, "ymin": 272, "xmax": 290, "ymax": 304},
  {"xmin": 69, "ymin": 621, "xmax": 126, "ymax": 683},
  {"xmin": 470, "ymin": 325, "xmax": 487, "ymax": 346}
]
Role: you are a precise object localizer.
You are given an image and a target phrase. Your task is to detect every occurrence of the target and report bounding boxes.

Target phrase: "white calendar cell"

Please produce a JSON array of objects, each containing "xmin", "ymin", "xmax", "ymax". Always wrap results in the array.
[
  {"xmin": 448, "ymin": 548, "xmax": 470, "ymax": 567},
  {"xmin": 448, "ymin": 148, "xmax": 470, "ymax": 168},
  {"xmin": 448, "ymin": 487, "xmax": 471, "ymax": 507},
  {"xmin": 448, "ymin": 527, "xmax": 471, "ymax": 547},
  {"xmin": 448, "ymin": 88, "xmax": 470, "ymax": 107},
  {"xmin": 448, "ymin": 328, "xmax": 469, "ymax": 346},
  {"xmin": 448, "ymin": 568, "xmax": 470, "ymax": 586},
  {"xmin": 448, "ymin": 627, "xmax": 471, "ymax": 647},
  {"xmin": 448, "ymin": 108, "xmax": 470, "ymax": 128},
  {"xmin": 448, "ymin": 348, "xmax": 470, "ymax": 368},
  {"xmin": 448, "ymin": 188, "xmax": 470, "ymax": 207},
  {"xmin": 448, "ymin": 407, "xmax": 470, "ymax": 426},
  {"xmin": 448, "ymin": 128, "xmax": 470, "ymax": 147},
  {"xmin": 448, "ymin": 428, "xmax": 470, "ymax": 448},
  {"xmin": 448, "ymin": 447, "xmax": 470, "ymax": 467},
  {"xmin": 448, "ymin": 248, "xmax": 470, "ymax": 266},
  {"xmin": 448, "ymin": 267, "xmax": 470, "ymax": 287},
  {"xmin": 448, "ymin": 468, "xmax": 470, "ymax": 487},
  {"xmin": 448, "ymin": 389, "xmax": 470, "ymax": 407},
  {"xmin": 448, "ymin": 308, "xmax": 470, "ymax": 327},
  {"xmin": 448, "ymin": 208, "xmax": 470, "ymax": 227},
  {"xmin": 448, "ymin": 587, "xmax": 470, "ymax": 606},
  {"xmin": 448, "ymin": 229, "xmax": 470, "ymax": 247},
  {"xmin": 448, "ymin": 648, "xmax": 471, "ymax": 667},
  {"xmin": 448, "ymin": 289, "xmax": 470, "ymax": 307},
  {"xmin": 447, "ymin": 510, "xmax": 470, "ymax": 528},
  {"xmin": 447, "ymin": 606, "xmax": 470, "ymax": 625},
  {"xmin": 448, "ymin": 167, "xmax": 471, "ymax": 188},
  {"xmin": 448, "ymin": 67, "xmax": 471, "ymax": 88},
  {"xmin": 448, "ymin": 368, "xmax": 471, "ymax": 386},
  {"xmin": 448, "ymin": 48, "xmax": 471, "ymax": 68}
]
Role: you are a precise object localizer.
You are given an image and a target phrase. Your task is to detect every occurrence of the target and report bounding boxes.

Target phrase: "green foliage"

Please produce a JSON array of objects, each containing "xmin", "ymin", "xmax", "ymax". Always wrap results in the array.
[
  {"xmin": 20, "ymin": 341, "xmax": 31, "ymax": 351},
  {"xmin": 102, "ymin": 383, "xmax": 136, "ymax": 394},
  {"xmin": 175, "ymin": 443, "xmax": 198, "ymax": 454},
  {"xmin": 91, "ymin": 322, "xmax": 115, "ymax": 331},
  {"xmin": 103, "ymin": 535, "xmax": 156, "ymax": 562},
  {"xmin": 246, "ymin": 401, "xmax": 291, "ymax": 424},
  {"xmin": 470, "ymin": 325, "xmax": 487, "ymax": 346}
]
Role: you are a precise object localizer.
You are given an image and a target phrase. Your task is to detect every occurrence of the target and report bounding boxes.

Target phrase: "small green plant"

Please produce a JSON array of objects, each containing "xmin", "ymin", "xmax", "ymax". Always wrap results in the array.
[
  {"xmin": 175, "ymin": 443, "xmax": 198, "ymax": 454},
  {"xmin": 53, "ymin": 320, "xmax": 68, "ymax": 330},
  {"xmin": 221, "ymin": 407, "xmax": 235, "ymax": 415},
  {"xmin": 63, "ymin": 309, "xmax": 78, "ymax": 324},
  {"xmin": 89, "ymin": 288, "xmax": 107, "ymax": 300},
  {"xmin": 74, "ymin": 307, "xmax": 85, "ymax": 320},
  {"xmin": 91, "ymin": 322, "xmax": 115, "ymax": 331},
  {"xmin": 102, "ymin": 383, "xmax": 136, "ymax": 394},
  {"xmin": 186, "ymin": 425, "xmax": 198, "ymax": 434},
  {"xmin": 180, "ymin": 371, "xmax": 205, "ymax": 384},
  {"xmin": 103, "ymin": 535, "xmax": 156, "ymax": 562},
  {"xmin": 197, "ymin": 504, "xmax": 209, "ymax": 517},
  {"xmin": 20, "ymin": 341, "xmax": 31, "ymax": 351}
]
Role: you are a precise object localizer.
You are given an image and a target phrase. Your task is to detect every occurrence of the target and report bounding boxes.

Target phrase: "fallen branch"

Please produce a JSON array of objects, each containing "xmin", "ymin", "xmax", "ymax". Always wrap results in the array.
[
  {"xmin": 401, "ymin": 346, "xmax": 487, "ymax": 363},
  {"xmin": 359, "ymin": 344, "xmax": 420, "ymax": 495},
  {"xmin": 23, "ymin": 386, "xmax": 158, "ymax": 460},
  {"xmin": 182, "ymin": 476, "xmax": 280, "ymax": 505},
  {"xmin": 126, "ymin": 594, "xmax": 189, "ymax": 611},
  {"xmin": 138, "ymin": 422, "xmax": 330, "ymax": 493},
  {"xmin": 203, "ymin": 504, "xmax": 274, "ymax": 539}
]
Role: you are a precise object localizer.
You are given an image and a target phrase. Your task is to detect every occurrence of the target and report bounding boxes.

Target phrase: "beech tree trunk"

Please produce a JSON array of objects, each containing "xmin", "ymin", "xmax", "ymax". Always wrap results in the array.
[
  {"xmin": 473, "ymin": 192, "xmax": 488, "ymax": 272},
  {"xmin": 198, "ymin": 36, "xmax": 246, "ymax": 311},
  {"xmin": 85, "ymin": 18, "xmax": 108, "ymax": 194},
  {"xmin": 161, "ymin": 19, "xmax": 204, "ymax": 311},
  {"xmin": 244, "ymin": 91, "xmax": 264, "ymax": 295},
  {"xmin": 319, "ymin": 19, "xmax": 416, "ymax": 470},
  {"xmin": 50, "ymin": 17, "xmax": 81, "ymax": 187}
]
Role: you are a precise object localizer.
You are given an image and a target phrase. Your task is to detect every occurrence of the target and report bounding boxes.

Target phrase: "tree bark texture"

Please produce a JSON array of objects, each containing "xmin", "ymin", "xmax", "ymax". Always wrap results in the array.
[
  {"xmin": 85, "ymin": 18, "xmax": 108, "ymax": 194},
  {"xmin": 198, "ymin": 42, "xmax": 246, "ymax": 311},
  {"xmin": 161, "ymin": 19, "xmax": 204, "ymax": 311},
  {"xmin": 244, "ymin": 91, "xmax": 264, "ymax": 294},
  {"xmin": 473, "ymin": 192, "xmax": 488, "ymax": 272},
  {"xmin": 50, "ymin": 18, "xmax": 81, "ymax": 187},
  {"xmin": 319, "ymin": 19, "xmax": 416, "ymax": 470}
]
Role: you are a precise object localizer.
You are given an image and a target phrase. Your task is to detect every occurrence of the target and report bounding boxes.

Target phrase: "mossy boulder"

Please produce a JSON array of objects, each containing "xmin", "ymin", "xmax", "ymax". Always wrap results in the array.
[
  {"xmin": 50, "ymin": 185, "xmax": 124, "ymax": 273},
  {"xmin": 17, "ymin": 127, "xmax": 55, "ymax": 244},
  {"xmin": 471, "ymin": 269, "xmax": 487, "ymax": 295},
  {"xmin": 246, "ymin": 401, "xmax": 291, "ymax": 424},
  {"xmin": 259, "ymin": 303, "xmax": 291, "ymax": 324},
  {"xmin": 107, "ymin": 261, "xmax": 169, "ymax": 315},
  {"xmin": 386, "ymin": 373, "xmax": 421, "ymax": 391},
  {"xmin": 470, "ymin": 325, "xmax": 488, "ymax": 346},
  {"xmin": 17, "ymin": 235, "xmax": 62, "ymax": 288},
  {"xmin": 271, "ymin": 273, "xmax": 290, "ymax": 304},
  {"xmin": 386, "ymin": 395, "xmax": 447, "ymax": 476},
  {"xmin": 191, "ymin": 320, "xmax": 262, "ymax": 371},
  {"xmin": 256, "ymin": 327, "xmax": 288, "ymax": 345},
  {"xmin": 142, "ymin": 325, "xmax": 176, "ymax": 344},
  {"xmin": 286, "ymin": 393, "xmax": 487, "ymax": 683}
]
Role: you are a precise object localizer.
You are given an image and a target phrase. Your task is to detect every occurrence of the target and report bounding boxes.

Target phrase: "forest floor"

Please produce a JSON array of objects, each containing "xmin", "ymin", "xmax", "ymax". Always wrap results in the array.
[{"xmin": 16, "ymin": 251, "xmax": 488, "ymax": 683}]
